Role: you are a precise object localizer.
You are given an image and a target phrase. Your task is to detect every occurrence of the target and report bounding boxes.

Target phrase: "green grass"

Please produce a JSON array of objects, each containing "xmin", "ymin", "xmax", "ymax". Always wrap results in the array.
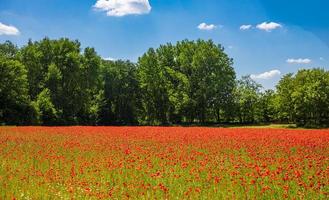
[{"xmin": 229, "ymin": 124, "xmax": 299, "ymax": 129}]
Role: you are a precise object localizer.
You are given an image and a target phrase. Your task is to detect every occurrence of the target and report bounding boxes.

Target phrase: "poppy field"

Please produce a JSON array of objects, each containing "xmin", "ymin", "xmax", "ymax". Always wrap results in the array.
[{"xmin": 0, "ymin": 127, "xmax": 329, "ymax": 199}]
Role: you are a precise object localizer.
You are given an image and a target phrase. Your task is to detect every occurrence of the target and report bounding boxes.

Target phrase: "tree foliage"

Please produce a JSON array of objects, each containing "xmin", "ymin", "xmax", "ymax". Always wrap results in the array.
[
  {"xmin": 0, "ymin": 59, "xmax": 33, "ymax": 124},
  {"xmin": 276, "ymin": 69, "xmax": 329, "ymax": 127},
  {"xmin": 137, "ymin": 40, "xmax": 236, "ymax": 124},
  {"xmin": 0, "ymin": 38, "xmax": 328, "ymax": 127}
]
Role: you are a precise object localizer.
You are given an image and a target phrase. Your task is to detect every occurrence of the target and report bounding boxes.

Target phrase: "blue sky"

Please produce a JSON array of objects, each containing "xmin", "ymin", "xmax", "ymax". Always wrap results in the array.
[{"xmin": 0, "ymin": 0, "xmax": 328, "ymax": 89}]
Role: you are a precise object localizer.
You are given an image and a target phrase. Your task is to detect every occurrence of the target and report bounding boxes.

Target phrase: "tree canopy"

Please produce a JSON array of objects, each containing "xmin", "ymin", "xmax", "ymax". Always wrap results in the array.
[{"xmin": 0, "ymin": 38, "xmax": 328, "ymax": 127}]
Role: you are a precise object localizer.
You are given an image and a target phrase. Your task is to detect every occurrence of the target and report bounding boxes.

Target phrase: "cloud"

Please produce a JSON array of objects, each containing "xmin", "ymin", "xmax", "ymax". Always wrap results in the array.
[
  {"xmin": 0, "ymin": 22, "xmax": 20, "ymax": 36},
  {"xmin": 93, "ymin": 0, "xmax": 151, "ymax": 17},
  {"xmin": 198, "ymin": 23, "xmax": 217, "ymax": 31},
  {"xmin": 251, "ymin": 70, "xmax": 281, "ymax": 80},
  {"xmin": 240, "ymin": 24, "xmax": 252, "ymax": 30},
  {"xmin": 286, "ymin": 58, "xmax": 311, "ymax": 64},
  {"xmin": 320, "ymin": 57, "xmax": 325, "ymax": 61},
  {"xmin": 256, "ymin": 22, "xmax": 282, "ymax": 32},
  {"xmin": 103, "ymin": 56, "xmax": 116, "ymax": 61}
]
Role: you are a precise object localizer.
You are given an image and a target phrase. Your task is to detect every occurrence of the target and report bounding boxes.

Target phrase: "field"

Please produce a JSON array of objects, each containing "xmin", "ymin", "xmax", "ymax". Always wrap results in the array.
[{"xmin": 1, "ymin": 127, "xmax": 329, "ymax": 199}]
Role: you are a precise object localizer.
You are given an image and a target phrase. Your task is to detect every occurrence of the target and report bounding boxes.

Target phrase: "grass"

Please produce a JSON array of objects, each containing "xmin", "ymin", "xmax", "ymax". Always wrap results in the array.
[{"xmin": 229, "ymin": 124, "xmax": 299, "ymax": 129}]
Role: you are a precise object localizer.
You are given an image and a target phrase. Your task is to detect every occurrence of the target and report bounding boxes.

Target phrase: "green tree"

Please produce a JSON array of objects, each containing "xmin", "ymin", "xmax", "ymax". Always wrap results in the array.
[
  {"xmin": 138, "ymin": 40, "xmax": 236, "ymax": 124},
  {"xmin": 235, "ymin": 76, "xmax": 262, "ymax": 123},
  {"xmin": 2, "ymin": 38, "xmax": 328, "ymax": 127},
  {"xmin": 275, "ymin": 68, "xmax": 329, "ymax": 127},
  {"xmin": 163, "ymin": 66, "xmax": 190, "ymax": 123},
  {"xmin": 78, "ymin": 47, "xmax": 103, "ymax": 124},
  {"xmin": 276, "ymin": 73, "xmax": 295, "ymax": 123},
  {"xmin": 35, "ymin": 88, "xmax": 58, "ymax": 125},
  {"xmin": 191, "ymin": 40, "xmax": 235, "ymax": 123},
  {"xmin": 0, "ymin": 41, "xmax": 18, "ymax": 59},
  {"xmin": 50, "ymin": 39, "xmax": 84, "ymax": 124},
  {"xmin": 258, "ymin": 89, "xmax": 276, "ymax": 123},
  {"xmin": 20, "ymin": 38, "xmax": 53, "ymax": 100},
  {"xmin": 100, "ymin": 60, "xmax": 140, "ymax": 125},
  {"xmin": 291, "ymin": 69, "xmax": 329, "ymax": 126},
  {"xmin": 0, "ymin": 59, "xmax": 35, "ymax": 124},
  {"xmin": 20, "ymin": 38, "xmax": 103, "ymax": 125},
  {"xmin": 138, "ymin": 48, "xmax": 169, "ymax": 124},
  {"xmin": 156, "ymin": 44, "xmax": 190, "ymax": 123}
]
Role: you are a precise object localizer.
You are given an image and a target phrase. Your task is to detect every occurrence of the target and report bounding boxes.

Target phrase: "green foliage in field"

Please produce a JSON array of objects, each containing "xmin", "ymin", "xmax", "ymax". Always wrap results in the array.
[
  {"xmin": 137, "ymin": 40, "xmax": 236, "ymax": 124},
  {"xmin": 0, "ymin": 51, "xmax": 36, "ymax": 125},
  {"xmin": 276, "ymin": 69, "xmax": 329, "ymax": 127},
  {"xmin": 0, "ymin": 38, "xmax": 328, "ymax": 127}
]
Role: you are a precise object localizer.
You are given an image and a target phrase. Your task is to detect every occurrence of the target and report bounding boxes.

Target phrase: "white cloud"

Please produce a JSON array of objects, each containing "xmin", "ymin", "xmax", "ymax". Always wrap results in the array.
[
  {"xmin": 286, "ymin": 58, "xmax": 311, "ymax": 64},
  {"xmin": 93, "ymin": 0, "xmax": 151, "ymax": 17},
  {"xmin": 240, "ymin": 24, "xmax": 252, "ymax": 30},
  {"xmin": 320, "ymin": 57, "xmax": 325, "ymax": 61},
  {"xmin": 198, "ymin": 23, "xmax": 217, "ymax": 31},
  {"xmin": 256, "ymin": 22, "xmax": 282, "ymax": 32},
  {"xmin": 228, "ymin": 45, "xmax": 233, "ymax": 49},
  {"xmin": 103, "ymin": 56, "xmax": 116, "ymax": 61},
  {"xmin": 251, "ymin": 70, "xmax": 281, "ymax": 80},
  {"xmin": 0, "ymin": 22, "xmax": 20, "ymax": 36}
]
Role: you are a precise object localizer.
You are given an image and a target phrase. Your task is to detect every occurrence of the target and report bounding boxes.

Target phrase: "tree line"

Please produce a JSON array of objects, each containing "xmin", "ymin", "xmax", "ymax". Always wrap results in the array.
[{"xmin": 0, "ymin": 38, "xmax": 328, "ymax": 127}]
